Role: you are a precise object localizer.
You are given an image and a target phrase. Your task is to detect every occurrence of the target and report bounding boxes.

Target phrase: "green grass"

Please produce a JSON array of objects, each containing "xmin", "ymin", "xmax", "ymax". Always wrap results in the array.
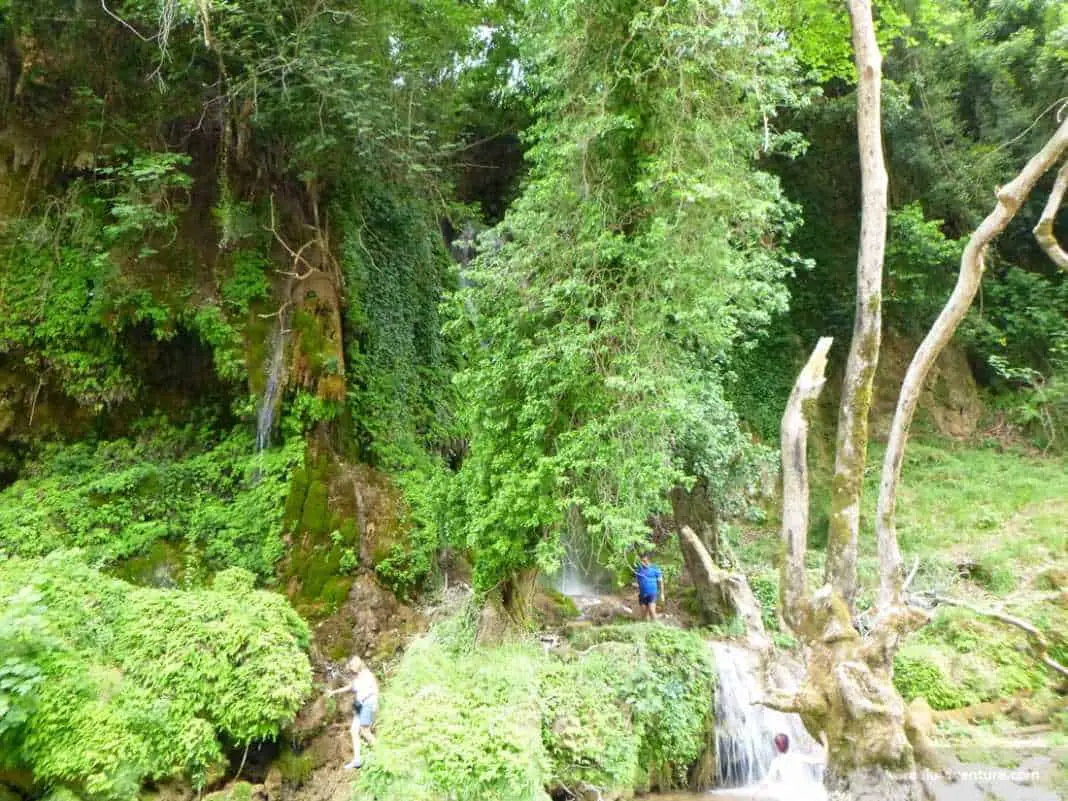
[
  {"xmin": 738, "ymin": 437, "xmax": 1068, "ymax": 714},
  {"xmin": 0, "ymin": 555, "xmax": 313, "ymax": 800}
]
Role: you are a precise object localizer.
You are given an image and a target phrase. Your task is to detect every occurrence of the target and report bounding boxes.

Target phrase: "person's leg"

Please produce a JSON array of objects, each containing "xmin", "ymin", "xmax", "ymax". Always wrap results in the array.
[
  {"xmin": 346, "ymin": 717, "xmax": 362, "ymax": 768},
  {"xmin": 648, "ymin": 600, "xmax": 657, "ymax": 621},
  {"xmin": 360, "ymin": 725, "xmax": 376, "ymax": 745}
]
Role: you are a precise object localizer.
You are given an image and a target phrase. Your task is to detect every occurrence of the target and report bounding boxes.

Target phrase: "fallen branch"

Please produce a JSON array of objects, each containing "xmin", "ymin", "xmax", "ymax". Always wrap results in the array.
[
  {"xmin": 927, "ymin": 594, "xmax": 1068, "ymax": 681},
  {"xmin": 1033, "ymin": 159, "xmax": 1068, "ymax": 271}
]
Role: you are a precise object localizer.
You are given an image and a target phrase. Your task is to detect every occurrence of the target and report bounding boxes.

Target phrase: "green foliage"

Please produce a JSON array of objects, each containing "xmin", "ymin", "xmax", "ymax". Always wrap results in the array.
[
  {"xmin": 355, "ymin": 636, "xmax": 549, "ymax": 801},
  {"xmin": 356, "ymin": 621, "xmax": 715, "ymax": 801},
  {"xmin": 893, "ymin": 649, "xmax": 977, "ymax": 710},
  {"xmin": 749, "ymin": 574, "xmax": 783, "ymax": 633},
  {"xmin": 0, "ymin": 588, "xmax": 53, "ymax": 756},
  {"xmin": 884, "ymin": 203, "xmax": 963, "ymax": 333},
  {"xmin": 0, "ymin": 555, "xmax": 312, "ymax": 799},
  {"xmin": 336, "ymin": 179, "xmax": 457, "ymax": 460},
  {"xmin": 564, "ymin": 625, "xmax": 717, "ymax": 786},
  {"xmin": 92, "ymin": 149, "xmax": 192, "ymax": 256},
  {"xmin": 221, "ymin": 251, "xmax": 272, "ymax": 315},
  {"xmin": 0, "ymin": 422, "xmax": 302, "ymax": 577},
  {"xmin": 894, "ymin": 609, "xmax": 1052, "ymax": 711},
  {"xmin": 453, "ymin": 0, "xmax": 807, "ymax": 592}
]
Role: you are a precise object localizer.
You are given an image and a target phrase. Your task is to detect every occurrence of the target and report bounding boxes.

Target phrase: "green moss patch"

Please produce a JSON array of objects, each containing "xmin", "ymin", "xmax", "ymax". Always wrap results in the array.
[{"xmin": 894, "ymin": 608, "xmax": 1053, "ymax": 710}]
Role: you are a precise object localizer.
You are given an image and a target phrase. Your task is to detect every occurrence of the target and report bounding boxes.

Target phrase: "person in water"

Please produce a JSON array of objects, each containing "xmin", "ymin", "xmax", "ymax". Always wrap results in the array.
[
  {"xmin": 327, "ymin": 655, "xmax": 379, "ymax": 769},
  {"xmin": 759, "ymin": 731, "xmax": 828, "ymax": 801},
  {"xmin": 633, "ymin": 552, "xmax": 665, "ymax": 621}
]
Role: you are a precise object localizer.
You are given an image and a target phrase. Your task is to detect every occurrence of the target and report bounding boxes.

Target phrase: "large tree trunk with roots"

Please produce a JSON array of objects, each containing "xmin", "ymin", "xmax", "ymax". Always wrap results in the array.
[
  {"xmin": 825, "ymin": 0, "xmax": 888, "ymax": 612},
  {"xmin": 775, "ymin": 341, "xmax": 932, "ymax": 799},
  {"xmin": 476, "ymin": 568, "xmax": 539, "ymax": 645},
  {"xmin": 777, "ymin": 117, "xmax": 1068, "ymax": 799}
]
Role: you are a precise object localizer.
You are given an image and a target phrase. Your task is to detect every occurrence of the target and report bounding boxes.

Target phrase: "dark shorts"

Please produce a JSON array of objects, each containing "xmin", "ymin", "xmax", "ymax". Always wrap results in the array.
[{"xmin": 639, "ymin": 591, "xmax": 657, "ymax": 606}]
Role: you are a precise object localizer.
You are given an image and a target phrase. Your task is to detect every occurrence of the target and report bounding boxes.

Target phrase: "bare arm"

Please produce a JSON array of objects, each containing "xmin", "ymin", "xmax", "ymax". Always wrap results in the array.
[{"xmin": 327, "ymin": 684, "xmax": 352, "ymax": 697}]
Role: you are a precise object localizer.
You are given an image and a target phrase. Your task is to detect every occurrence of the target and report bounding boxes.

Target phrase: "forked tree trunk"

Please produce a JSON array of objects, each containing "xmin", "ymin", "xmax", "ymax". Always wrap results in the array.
[
  {"xmin": 776, "ymin": 340, "xmax": 931, "ymax": 799},
  {"xmin": 776, "ymin": 119, "xmax": 1068, "ymax": 799},
  {"xmin": 875, "ymin": 117, "xmax": 1068, "ymax": 608},
  {"xmin": 825, "ymin": 0, "xmax": 888, "ymax": 611}
]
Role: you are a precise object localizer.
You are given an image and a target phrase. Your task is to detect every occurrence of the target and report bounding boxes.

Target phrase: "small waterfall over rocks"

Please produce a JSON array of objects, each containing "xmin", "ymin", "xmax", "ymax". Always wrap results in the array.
[
  {"xmin": 256, "ymin": 316, "xmax": 288, "ymax": 453},
  {"xmin": 711, "ymin": 641, "xmax": 823, "ymax": 788}
]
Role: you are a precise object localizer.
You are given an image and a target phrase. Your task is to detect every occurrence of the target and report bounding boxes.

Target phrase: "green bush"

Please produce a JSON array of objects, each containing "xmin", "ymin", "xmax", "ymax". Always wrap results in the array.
[
  {"xmin": 355, "ymin": 636, "xmax": 549, "ymax": 801},
  {"xmin": 356, "ymin": 621, "xmax": 716, "ymax": 801},
  {"xmin": 893, "ymin": 650, "xmax": 977, "ymax": 710},
  {"xmin": 0, "ymin": 555, "xmax": 312, "ymax": 799},
  {"xmin": 894, "ymin": 609, "xmax": 1054, "ymax": 711}
]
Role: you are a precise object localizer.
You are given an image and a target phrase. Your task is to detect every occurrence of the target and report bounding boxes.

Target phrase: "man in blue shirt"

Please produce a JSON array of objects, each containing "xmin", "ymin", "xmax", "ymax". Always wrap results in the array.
[{"xmin": 634, "ymin": 553, "xmax": 664, "ymax": 621}]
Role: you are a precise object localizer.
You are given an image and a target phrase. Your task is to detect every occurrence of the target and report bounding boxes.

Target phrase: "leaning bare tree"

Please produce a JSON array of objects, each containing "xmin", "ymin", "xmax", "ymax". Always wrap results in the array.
[{"xmin": 770, "ymin": 2, "xmax": 1068, "ymax": 791}]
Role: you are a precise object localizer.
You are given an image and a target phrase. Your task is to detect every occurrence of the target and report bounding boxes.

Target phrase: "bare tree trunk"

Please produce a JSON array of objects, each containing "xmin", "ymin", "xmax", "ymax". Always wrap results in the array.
[
  {"xmin": 875, "ymin": 117, "xmax": 1068, "ymax": 609},
  {"xmin": 678, "ymin": 526, "xmax": 765, "ymax": 640},
  {"xmin": 826, "ymin": 0, "xmax": 889, "ymax": 611},
  {"xmin": 780, "ymin": 337, "xmax": 833, "ymax": 630}
]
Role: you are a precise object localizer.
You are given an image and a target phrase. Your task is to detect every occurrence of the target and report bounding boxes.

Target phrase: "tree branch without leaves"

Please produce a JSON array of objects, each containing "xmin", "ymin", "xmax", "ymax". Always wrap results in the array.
[
  {"xmin": 874, "ymin": 116, "xmax": 1068, "ymax": 610},
  {"xmin": 926, "ymin": 594, "xmax": 1068, "ymax": 681},
  {"xmin": 1033, "ymin": 159, "xmax": 1068, "ymax": 271},
  {"xmin": 826, "ymin": 0, "xmax": 889, "ymax": 612},
  {"xmin": 780, "ymin": 336, "xmax": 833, "ymax": 630}
]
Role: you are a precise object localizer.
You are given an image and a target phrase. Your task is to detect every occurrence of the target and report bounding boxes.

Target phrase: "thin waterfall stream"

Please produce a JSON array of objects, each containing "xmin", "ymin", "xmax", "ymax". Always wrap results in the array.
[{"xmin": 256, "ymin": 315, "xmax": 288, "ymax": 454}]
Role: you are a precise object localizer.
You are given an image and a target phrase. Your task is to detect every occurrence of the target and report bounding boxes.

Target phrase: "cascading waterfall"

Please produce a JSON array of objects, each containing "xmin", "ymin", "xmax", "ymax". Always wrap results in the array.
[
  {"xmin": 255, "ymin": 317, "xmax": 287, "ymax": 454},
  {"xmin": 711, "ymin": 642, "xmax": 823, "ymax": 788}
]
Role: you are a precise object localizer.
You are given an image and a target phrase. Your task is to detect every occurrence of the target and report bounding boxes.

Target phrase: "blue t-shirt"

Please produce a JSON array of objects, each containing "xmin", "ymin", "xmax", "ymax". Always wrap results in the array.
[{"xmin": 635, "ymin": 564, "xmax": 661, "ymax": 597}]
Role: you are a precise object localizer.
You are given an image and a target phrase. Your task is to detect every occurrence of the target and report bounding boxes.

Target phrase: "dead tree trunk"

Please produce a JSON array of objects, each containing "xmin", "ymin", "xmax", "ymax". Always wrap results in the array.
[
  {"xmin": 670, "ymin": 479, "xmax": 723, "ymax": 564},
  {"xmin": 776, "ymin": 340, "xmax": 931, "ymax": 797},
  {"xmin": 825, "ymin": 0, "xmax": 888, "ymax": 611},
  {"xmin": 775, "ymin": 118, "xmax": 1068, "ymax": 799},
  {"xmin": 1033, "ymin": 159, "xmax": 1068, "ymax": 271},
  {"xmin": 780, "ymin": 337, "xmax": 832, "ymax": 630},
  {"xmin": 875, "ymin": 116, "xmax": 1068, "ymax": 608}
]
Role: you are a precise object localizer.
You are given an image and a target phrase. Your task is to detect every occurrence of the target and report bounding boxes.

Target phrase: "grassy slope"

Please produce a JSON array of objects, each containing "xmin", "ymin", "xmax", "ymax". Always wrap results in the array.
[{"xmin": 736, "ymin": 437, "xmax": 1067, "ymax": 789}]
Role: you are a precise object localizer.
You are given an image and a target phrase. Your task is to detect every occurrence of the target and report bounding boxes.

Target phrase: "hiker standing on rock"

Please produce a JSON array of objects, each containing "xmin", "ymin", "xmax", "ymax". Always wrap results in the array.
[
  {"xmin": 633, "ymin": 552, "xmax": 665, "ymax": 622},
  {"xmin": 326, "ymin": 655, "xmax": 378, "ymax": 770}
]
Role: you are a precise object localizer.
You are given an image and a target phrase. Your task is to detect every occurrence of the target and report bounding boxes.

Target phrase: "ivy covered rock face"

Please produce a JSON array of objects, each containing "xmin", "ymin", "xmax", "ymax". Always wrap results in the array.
[{"xmin": 0, "ymin": 556, "xmax": 313, "ymax": 799}]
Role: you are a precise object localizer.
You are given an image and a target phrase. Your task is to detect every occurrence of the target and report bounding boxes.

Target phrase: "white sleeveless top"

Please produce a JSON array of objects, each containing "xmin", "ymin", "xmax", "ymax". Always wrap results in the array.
[{"xmin": 351, "ymin": 668, "xmax": 379, "ymax": 703}]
